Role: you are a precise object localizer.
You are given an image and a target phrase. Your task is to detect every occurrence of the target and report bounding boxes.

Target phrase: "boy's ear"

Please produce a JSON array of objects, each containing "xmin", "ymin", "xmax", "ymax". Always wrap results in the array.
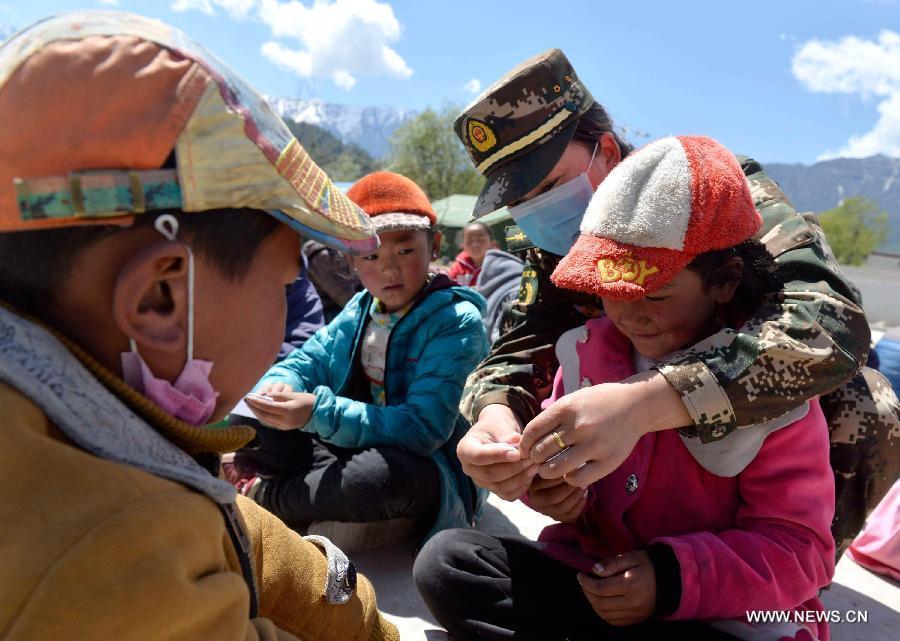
[
  {"xmin": 431, "ymin": 230, "xmax": 443, "ymax": 258},
  {"xmin": 711, "ymin": 256, "xmax": 743, "ymax": 304},
  {"xmin": 111, "ymin": 241, "xmax": 189, "ymax": 354}
]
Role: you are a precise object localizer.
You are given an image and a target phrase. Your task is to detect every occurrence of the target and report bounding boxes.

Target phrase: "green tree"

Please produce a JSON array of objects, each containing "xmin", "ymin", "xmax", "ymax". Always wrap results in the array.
[
  {"xmin": 387, "ymin": 104, "xmax": 484, "ymax": 200},
  {"xmin": 819, "ymin": 196, "xmax": 889, "ymax": 266},
  {"xmin": 285, "ymin": 120, "xmax": 379, "ymax": 182}
]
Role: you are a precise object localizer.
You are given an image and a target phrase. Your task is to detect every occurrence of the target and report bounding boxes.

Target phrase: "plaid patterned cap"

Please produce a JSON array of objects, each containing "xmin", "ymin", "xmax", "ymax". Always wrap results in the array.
[
  {"xmin": 454, "ymin": 49, "xmax": 594, "ymax": 219},
  {"xmin": 0, "ymin": 11, "xmax": 378, "ymax": 254}
]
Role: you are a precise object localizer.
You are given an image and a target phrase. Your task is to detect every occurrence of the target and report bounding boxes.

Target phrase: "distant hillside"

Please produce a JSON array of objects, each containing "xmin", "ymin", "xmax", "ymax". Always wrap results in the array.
[
  {"xmin": 285, "ymin": 120, "xmax": 380, "ymax": 183},
  {"xmin": 267, "ymin": 99, "xmax": 900, "ymax": 253},
  {"xmin": 765, "ymin": 155, "xmax": 900, "ymax": 254},
  {"xmin": 269, "ymin": 97, "xmax": 415, "ymax": 159}
]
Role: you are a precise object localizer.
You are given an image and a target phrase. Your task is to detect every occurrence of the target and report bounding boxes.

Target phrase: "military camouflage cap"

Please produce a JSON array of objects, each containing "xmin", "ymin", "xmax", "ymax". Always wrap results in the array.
[{"xmin": 454, "ymin": 49, "xmax": 594, "ymax": 219}]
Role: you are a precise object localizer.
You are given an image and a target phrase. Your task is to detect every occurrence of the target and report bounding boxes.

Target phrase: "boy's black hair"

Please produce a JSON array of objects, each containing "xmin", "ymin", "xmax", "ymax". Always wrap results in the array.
[
  {"xmin": 464, "ymin": 221, "xmax": 493, "ymax": 240},
  {"xmin": 0, "ymin": 208, "xmax": 281, "ymax": 321},
  {"xmin": 687, "ymin": 239, "xmax": 782, "ymax": 318}
]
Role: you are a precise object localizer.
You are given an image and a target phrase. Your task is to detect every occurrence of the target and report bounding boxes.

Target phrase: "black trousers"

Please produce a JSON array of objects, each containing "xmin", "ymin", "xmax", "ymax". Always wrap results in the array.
[
  {"xmin": 414, "ymin": 529, "xmax": 740, "ymax": 641},
  {"xmin": 235, "ymin": 422, "xmax": 440, "ymax": 532}
]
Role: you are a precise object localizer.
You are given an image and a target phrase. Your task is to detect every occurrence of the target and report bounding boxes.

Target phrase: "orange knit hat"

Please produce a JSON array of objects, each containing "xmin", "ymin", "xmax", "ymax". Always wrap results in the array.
[{"xmin": 347, "ymin": 171, "xmax": 437, "ymax": 233}]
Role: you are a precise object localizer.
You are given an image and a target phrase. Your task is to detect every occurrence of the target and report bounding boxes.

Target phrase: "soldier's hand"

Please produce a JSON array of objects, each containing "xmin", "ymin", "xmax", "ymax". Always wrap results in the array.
[
  {"xmin": 526, "ymin": 475, "xmax": 588, "ymax": 522},
  {"xmin": 457, "ymin": 404, "xmax": 539, "ymax": 501},
  {"xmin": 520, "ymin": 371, "xmax": 691, "ymax": 487}
]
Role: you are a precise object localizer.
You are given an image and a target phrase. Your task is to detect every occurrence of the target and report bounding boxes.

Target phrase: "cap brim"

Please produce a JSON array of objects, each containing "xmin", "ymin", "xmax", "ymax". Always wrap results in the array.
[
  {"xmin": 470, "ymin": 119, "xmax": 578, "ymax": 220},
  {"xmin": 551, "ymin": 235, "xmax": 693, "ymax": 301},
  {"xmin": 268, "ymin": 209, "xmax": 380, "ymax": 255}
]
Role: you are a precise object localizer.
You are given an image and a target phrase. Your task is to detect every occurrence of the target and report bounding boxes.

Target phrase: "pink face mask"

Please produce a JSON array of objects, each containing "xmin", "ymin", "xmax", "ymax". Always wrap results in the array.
[{"xmin": 120, "ymin": 215, "xmax": 219, "ymax": 425}]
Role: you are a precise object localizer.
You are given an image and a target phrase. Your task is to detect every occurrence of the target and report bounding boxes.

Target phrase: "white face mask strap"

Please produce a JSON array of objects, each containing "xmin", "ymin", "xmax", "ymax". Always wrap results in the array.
[
  {"xmin": 153, "ymin": 214, "xmax": 196, "ymax": 362},
  {"xmin": 587, "ymin": 139, "xmax": 600, "ymax": 172}
]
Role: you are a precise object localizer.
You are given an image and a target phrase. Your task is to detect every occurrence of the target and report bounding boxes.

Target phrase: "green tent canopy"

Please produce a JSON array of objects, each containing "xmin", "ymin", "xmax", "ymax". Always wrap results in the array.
[{"xmin": 431, "ymin": 194, "xmax": 511, "ymax": 228}]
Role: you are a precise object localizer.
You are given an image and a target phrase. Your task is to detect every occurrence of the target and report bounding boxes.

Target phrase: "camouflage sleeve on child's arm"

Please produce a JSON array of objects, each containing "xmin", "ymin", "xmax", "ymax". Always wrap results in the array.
[
  {"xmin": 460, "ymin": 246, "xmax": 595, "ymax": 424},
  {"xmin": 655, "ymin": 156, "xmax": 871, "ymax": 443}
]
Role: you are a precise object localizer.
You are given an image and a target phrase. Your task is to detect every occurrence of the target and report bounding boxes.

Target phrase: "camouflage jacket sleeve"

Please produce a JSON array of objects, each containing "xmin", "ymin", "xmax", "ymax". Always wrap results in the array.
[
  {"xmin": 656, "ymin": 156, "xmax": 871, "ymax": 442},
  {"xmin": 460, "ymin": 243, "xmax": 597, "ymax": 424}
]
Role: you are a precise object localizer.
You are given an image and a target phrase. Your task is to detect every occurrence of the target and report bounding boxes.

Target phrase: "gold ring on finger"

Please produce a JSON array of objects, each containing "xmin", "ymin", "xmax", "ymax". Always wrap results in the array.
[{"xmin": 552, "ymin": 431, "xmax": 566, "ymax": 449}]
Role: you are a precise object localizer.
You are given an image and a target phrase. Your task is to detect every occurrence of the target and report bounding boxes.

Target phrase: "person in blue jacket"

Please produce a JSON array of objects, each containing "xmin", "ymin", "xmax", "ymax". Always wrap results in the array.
[{"xmin": 238, "ymin": 172, "xmax": 490, "ymax": 549}]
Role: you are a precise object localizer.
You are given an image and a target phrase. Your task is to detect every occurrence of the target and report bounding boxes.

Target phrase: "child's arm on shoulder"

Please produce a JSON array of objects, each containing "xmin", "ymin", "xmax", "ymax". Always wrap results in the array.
[
  {"xmin": 651, "ymin": 404, "xmax": 835, "ymax": 621},
  {"xmin": 305, "ymin": 305, "xmax": 489, "ymax": 455}
]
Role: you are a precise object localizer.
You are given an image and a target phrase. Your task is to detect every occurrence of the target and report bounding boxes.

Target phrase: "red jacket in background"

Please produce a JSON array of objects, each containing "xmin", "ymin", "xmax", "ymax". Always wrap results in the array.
[{"xmin": 448, "ymin": 251, "xmax": 481, "ymax": 286}]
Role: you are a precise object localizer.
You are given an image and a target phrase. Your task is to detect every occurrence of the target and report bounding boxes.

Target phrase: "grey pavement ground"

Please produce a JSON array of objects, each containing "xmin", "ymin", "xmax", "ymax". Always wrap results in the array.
[
  {"xmin": 841, "ymin": 254, "xmax": 900, "ymax": 327},
  {"xmin": 354, "ymin": 493, "xmax": 900, "ymax": 641}
]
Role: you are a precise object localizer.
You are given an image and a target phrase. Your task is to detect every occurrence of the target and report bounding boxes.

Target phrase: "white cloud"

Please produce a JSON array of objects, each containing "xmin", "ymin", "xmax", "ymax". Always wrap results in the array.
[
  {"xmin": 98, "ymin": 0, "xmax": 122, "ymax": 6},
  {"xmin": 463, "ymin": 78, "xmax": 481, "ymax": 94},
  {"xmin": 793, "ymin": 30, "xmax": 900, "ymax": 158},
  {"xmin": 172, "ymin": 0, "xmax": 215, "ymax": 14},
  {"xmin": 173, "ymin": 0, "xmax": 412, "ymax": 90},
  {"xmin": 257, "ymin": 0, "xmax": 412, "ymax": 90},
  {"xmin": 215, "ymin": 0, "xmax": 258, "ymax": 18},
  {"xmin": 171, "ymin": 0, "xmax": 257, "ymax": 19}
]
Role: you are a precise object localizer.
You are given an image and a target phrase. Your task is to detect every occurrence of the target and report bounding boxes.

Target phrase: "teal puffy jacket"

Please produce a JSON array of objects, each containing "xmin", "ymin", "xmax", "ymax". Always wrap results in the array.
[{"xmin": 259, "ymin": 275, "xmax": 490, "ymax": 540}]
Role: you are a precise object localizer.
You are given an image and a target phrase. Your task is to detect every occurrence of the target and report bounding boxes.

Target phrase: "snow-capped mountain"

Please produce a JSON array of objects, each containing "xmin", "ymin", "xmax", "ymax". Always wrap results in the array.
[{"xmin": 267, "ymin": 97, "xmax": 416, "ymax": 159}]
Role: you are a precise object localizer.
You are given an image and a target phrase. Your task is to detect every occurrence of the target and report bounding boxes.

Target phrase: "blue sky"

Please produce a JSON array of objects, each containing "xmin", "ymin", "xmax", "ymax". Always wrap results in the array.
[{"xmin": 3, "ymin": 0, "xmax": 900, "ymax": 164}]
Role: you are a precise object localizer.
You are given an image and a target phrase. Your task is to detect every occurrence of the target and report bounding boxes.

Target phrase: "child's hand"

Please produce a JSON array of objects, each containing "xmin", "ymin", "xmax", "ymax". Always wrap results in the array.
[
  {"xmin": 244, "ymin": 390, "xmax": 316, "ymax": 430},
  {"xmin": 526, "ymin": 476, "xmax": 588, "ymax": 522},
  {"xmin": 255, "ymin": 382, "xmax": 294, "ymax": 396},
  {"xmin": 577, "ymin": 551, "xmax": 656, "ymax": 627}
]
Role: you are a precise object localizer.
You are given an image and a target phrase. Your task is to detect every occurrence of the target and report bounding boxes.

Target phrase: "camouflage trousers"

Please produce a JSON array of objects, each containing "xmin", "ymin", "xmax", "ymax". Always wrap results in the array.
[{"xmin": 822, "ymin": 366, "xmax": 900, "ymax": 559}]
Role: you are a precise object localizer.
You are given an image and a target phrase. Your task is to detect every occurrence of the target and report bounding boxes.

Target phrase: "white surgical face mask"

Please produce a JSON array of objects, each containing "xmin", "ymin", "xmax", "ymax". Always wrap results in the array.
[{"xmin": 507, "ymin": 143, "xmax": 598, "ymax": 256}]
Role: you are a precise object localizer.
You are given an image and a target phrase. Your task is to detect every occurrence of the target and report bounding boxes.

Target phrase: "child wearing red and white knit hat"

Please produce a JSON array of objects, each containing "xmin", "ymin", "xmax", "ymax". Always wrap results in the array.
[
  {"xmin": 552, "ymin": 135, "xmax": 762, "ymax": 300},
  {"xmin": 531, "ymin": 136, "xmax": 836, "ymax": 640}
]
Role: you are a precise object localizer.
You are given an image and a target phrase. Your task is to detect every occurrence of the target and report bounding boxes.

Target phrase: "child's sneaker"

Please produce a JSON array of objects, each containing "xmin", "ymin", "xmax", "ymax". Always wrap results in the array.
[{"xmin": 235, "ymin": 476, "xmax": 266, "ymax": 502}]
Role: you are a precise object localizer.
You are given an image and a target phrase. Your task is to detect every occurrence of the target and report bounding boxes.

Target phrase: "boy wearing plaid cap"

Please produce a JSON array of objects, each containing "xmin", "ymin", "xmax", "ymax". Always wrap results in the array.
[
  {"xmin": 0, "ymin": 11, "xmax": 398, "ymax": 641},
  {"xmin": 417, "ymin": 138, "xmax": 835, "ymax": 641},
  {"xmin": 240, "ymin": 172, "xmax": 490, "ymax": 550}
]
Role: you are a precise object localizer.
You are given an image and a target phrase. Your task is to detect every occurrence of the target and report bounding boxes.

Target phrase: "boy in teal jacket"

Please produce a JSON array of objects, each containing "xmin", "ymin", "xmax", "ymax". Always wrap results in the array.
[{"xmin": 239, "ymin": 172, "xmax": 490, "ymax": 546}]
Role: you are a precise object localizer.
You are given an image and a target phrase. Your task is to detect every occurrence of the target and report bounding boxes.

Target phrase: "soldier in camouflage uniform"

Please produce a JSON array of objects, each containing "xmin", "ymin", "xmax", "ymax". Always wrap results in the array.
[{"xmin": 454, "ymin": 49, "xmax": 899, "ymax": 558}]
